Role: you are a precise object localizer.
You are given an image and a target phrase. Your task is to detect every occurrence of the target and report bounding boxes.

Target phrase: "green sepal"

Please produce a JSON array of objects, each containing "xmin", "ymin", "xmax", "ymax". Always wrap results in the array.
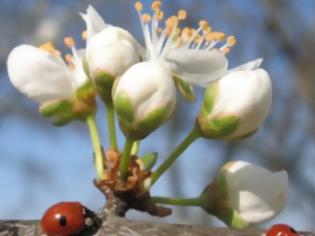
[
  {"xmin": 201, "ymin": 83, "xmax": 219, "ymax": 115},
  {"xmin": 119, "ymin": 106, "xmax": 169, "ymax": 140},
  {"xmin": 138, "ymin": 152, "xmax": 158, "ymax": 171},
  {"xmin": 197, "ymin": 115, "xmax": 240, "ymax": 139},
  {"xmin": 173, "ymin": 76, "xmax": 196, "ymax": 102},
  {"xmin": 39, "ymin": 99, "xmax": 73, "ymax": 118},
  {"xmin": 199, "ymin": 175, "xmax": 248, "ymax": 229},
  {"xmin": 114, "ymin": 91, "xmax": 134, "ymax": 124},
  {"xmin": 94, "ymin": 71, "xmax": 116, "ymax": 104},
  {"xmin": 39, "ymin": 82, "xmax": 96, "ymax": 126}
]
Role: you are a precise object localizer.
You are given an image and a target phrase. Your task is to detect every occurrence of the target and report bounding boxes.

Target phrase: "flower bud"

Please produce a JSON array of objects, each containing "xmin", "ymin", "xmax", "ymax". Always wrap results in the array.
[
  {"xmin": 113, "ymin": 61, "xmax": 176, "ymax": 140},
  {"xmin": 197, "ymin": 64, "xmax": 272, "ymax": 139},
  {"xmin": 200, "ymin": 161, "xmax": 288, "ymax": 228},
  {"xmin": 81, "ymin": 6, "xmax": 142, "ymax": 103}
]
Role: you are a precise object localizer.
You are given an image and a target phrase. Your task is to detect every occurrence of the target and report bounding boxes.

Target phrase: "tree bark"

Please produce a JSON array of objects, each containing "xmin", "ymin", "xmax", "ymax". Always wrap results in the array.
[{"xmin": 1, "ymin": 217, "xmax": 314, "ymax": 236}]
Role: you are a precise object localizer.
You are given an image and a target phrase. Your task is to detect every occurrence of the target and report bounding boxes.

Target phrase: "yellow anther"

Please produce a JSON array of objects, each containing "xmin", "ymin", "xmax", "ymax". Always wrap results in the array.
[
  {"xmin": 39, "ymin": 41, "xmax": 60, "ymax": 56},
  {"xmin": 194, "ymin": 35, "xmax": 202, "ymax": 44},
  {"xmin": 135, "ymin": 2, "xmax": 143, "ymax": 11},
  {"xmin": 39, "ymin": 41, "xmax": 54, "ymax": 52},
  {"xmin": 81, "ymin": 30, "xmax": 87, "ymax": 40},
  {"xmin": 151, "ymin": 1, "xmax": 161, "ymax": 11},
  {"xmin": 178, "ymin": 10, "xmax": 187, "ymax": 20},
  {"xmin": 142, "ymin": 13, "xmax": 151, "ymax": 23},
  {"xmin": 222, "ymin": 47, "xmax": 230, "ymax": 54},
  {"xmin": 212, "ymin": 32, "xmax": 225, "ymax": 41},
  {"xmin": 166, "ymin": 15, "xmax": 178, "ymax": 28},
  {"xmin": 227, "ymin": 35, "xmax": 236, "ymax": 47},
  {"xmin": 199, "ymin": 20, "xmax": 209, "ymax": 29},
  {"xmin": 156, "ymin": 10, "xmax": 164, "ymax": 21},
  {"xmin": 64, "ymin": 37, "xmax": 75, "ymax": 48}
]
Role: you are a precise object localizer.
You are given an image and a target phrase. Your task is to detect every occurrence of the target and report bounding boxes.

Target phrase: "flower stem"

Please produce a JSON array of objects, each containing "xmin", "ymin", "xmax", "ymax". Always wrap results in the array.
[
  {"xmin": 151, "ymin": 127, "xmax": 200, "ymax": 185},
  {"xmin": 86, "ymin": 113, "xmax": 105, "ymax": 180},
  {"xmin": 105, "ymin": 102, "xmax": 118, "ymax": 149},
  {"xmin": 119, "ymin": 137, "xmax": 135, "ymax": 180},
  {"xmin": 151, "ymin": 196, "xmax": 202, "ymax": 207}
]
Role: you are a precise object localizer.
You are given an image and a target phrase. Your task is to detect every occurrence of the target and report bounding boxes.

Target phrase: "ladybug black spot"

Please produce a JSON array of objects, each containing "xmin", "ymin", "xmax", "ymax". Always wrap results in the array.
[
  {"xmin": 290, "ymin": 227, "xmax": 297, "ymax": 233},
  {"xmin": 59, "ymin": 215, "xmax": 67, "ymax": 227}
]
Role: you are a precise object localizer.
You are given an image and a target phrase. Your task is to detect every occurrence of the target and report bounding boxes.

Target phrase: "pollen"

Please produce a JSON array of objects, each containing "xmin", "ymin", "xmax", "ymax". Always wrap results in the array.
[
  {"xmin": 222, "ymin": 47, "xmax": 230, "ymax": 54},
  {"xmin": 227, "ymin": 35, "xmax": 236, "ymax": 47},
  {"xmin": 142, "ymin": 14, "xmax": 152, "ymax": 23},
  {"xmin": 64, "ymin": 37, "xmax": 75, "ymax": 48},
  {"xmin": 39, "ymin": 42, "xmax": 60, "ymax": 56},
  {"xmin": 81, "ymin": 30, "xmax": 87, "ymax": 40},
  {"xmin": 178, "ymin": 10, "xmax": 187, "ymax": 20},
  {"xmin": 199, "ymin": 20, "xmax": 209, "ymax": 30},
  {"xmin": 151, "ymin": 1, "xmax": 161, "ymax": 11},
  {"xmin": 135, "ymin": 2, "xmax": 143, "ymax": 12},
  {"xmin": 156, "ymin": 10, "xmax": 164, "ymax": 21}
]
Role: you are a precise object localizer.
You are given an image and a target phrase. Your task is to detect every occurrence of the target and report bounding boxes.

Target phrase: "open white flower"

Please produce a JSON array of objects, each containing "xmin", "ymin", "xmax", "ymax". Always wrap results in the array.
[
  {"xmin": 81, "ymin": 5, "xmax": 142, "ymax": 80},
  {"xmin": 113, "ymin": 1, "xmax": 233, "ymax": 138},
  {"xmin": 197, "ymin": 58, "xmax": 272, "ymax": 139},
  {"xmin": 131, "ymin": 1, "xmax": 231, "ymax": 87},
  {"xmin": 7, "ymin": 39, "xmax": 87, "ymax": 104},
  {"xmin": 201, "ymin": 161, "xmax": 288, "ymax": 228}
]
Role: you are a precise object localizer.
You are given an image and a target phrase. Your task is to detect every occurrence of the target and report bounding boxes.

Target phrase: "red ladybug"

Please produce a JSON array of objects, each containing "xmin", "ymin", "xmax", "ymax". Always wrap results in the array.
[
  {"xmin": 41, "ymin": 202, "xmax": 96, "ymax": 236},
  {"xmin": 266, "ymin": 224, "xmax": 300, "ymax": 236}
]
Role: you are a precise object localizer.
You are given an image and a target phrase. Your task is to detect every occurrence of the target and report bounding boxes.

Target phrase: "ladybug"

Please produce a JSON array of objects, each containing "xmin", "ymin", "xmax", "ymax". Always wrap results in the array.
[
  {"xmin": 266, "ymin": 224, "xmax": 300, "ymax": 236},
  {"xmin": 41, "ymin": 202, "xmax": 99, "ymax": 236}
]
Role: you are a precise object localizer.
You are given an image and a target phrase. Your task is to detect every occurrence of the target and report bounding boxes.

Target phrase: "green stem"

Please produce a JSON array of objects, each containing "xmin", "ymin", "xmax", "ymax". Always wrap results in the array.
[
  {"xmin": 151, "ymin": 127, "xmax": 200, "ymax": 185},
  {"xmin": 151, "ymin": 196, "xmax": 202, "ymax": 207},
  {"xmin": 119, "ymin": 137, "xmax": 135, "ymax": 180},
  {"xmin": 86, "ymin": 113, "xmax": 105, "ymax": 180},
  {"xmin": 105, "ymin": 103, "xmax": 118, "ymax": 149}
]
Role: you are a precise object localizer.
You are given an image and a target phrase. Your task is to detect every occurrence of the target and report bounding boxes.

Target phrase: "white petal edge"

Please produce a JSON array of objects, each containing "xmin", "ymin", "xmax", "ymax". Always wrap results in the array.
[
  {"xmin": 165, "ymin": 49, "xmax": 228, "ymax": 87},
  {"xmin": 223, "ymin": 161, "xmax": 288, "ymax": 224},
  {"xmin": 229, "ymin": 58, "xmax": 263, "ymax": 73},
  {"xmin": 80, "ymin": 5, "xmax": 107, "ymax": 39}
]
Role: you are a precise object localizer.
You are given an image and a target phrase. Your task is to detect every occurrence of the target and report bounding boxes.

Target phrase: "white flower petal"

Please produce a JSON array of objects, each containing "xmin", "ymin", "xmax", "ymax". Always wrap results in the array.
[
  {"xmin": 165, "ymin": 49, "xmax": 228, "ymax": 87},
  {"xmin": 7, "ymin": 45, "xmax": 73, "ymax": 103},
  {"xmin": 71, "ymin": 48, "xmax": 88, "ymax": 89},
  {"xmin": 80, "ymin": 5, "xmax": 107, "ymax": 39},
  {"xmin": 229, "ymin": 58, "xmax": 263, "ymax": 72},
  {"xmin": 223, "ymin": 161, "xmax": 288, "ymax": 224},
  {"xmin": 86, "ymin": 26, "xmax": 142, "ymax": 77}
]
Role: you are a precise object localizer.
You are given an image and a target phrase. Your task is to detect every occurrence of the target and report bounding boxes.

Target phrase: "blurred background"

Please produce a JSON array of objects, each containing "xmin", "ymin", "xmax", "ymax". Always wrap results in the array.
[{"xmin": 0, "ymin": 0, "xmax": 314, "ymax": 231}]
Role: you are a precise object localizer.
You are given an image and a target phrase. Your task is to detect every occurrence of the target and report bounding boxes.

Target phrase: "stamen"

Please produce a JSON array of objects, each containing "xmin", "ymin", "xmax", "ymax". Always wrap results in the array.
[
  {"xmin": 81, "ymin": 30, "xmax": 87, "ymax": 40},
  {"xmin": 142, "ymin": 14, "xmax": 152, "ymax": 23},
  {"xmin": 222, "ymin": 47, "xmax": 230, "ymax": 54},
  {"xmin": 227, "ymin": 35, "xmax": 236, "ymax": 47},
  {"xmin": 64, "ymin": 37, "xmax": 75, "ymax": 48},
  {"xmin": 151, "ymin": 1, "xmax": 161, "ymax": 11},
  {"xmin": 199, "ymin": 20, "xmax": 209, "ymax": 30},
  {"xmin": 39, "ymin": 41, "xmax": 60, "ymax": 56},
  {"xmin": 178, "ymin": 10, "xmax": 187, "ymax": 20},
  {"xmin": 135, "ymin": 2, "xmax": 143, "ymax": 12},
  {"xmin": 156, "ymin": 10, "xmax": 164, "ymax": 21}
]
